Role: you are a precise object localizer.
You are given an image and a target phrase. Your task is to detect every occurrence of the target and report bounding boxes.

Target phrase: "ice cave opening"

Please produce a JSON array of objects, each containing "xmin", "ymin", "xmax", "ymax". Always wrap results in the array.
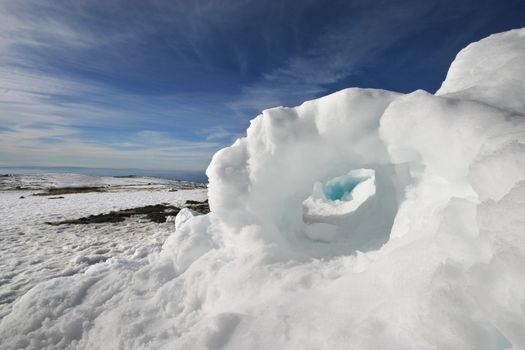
[
  {"xmin": 298, "ymin": 166, "xmax": 404, "ymax": 255},
  {"xmin": 303, "ymin": 169, "xmax": 376, "ymax": 224}
]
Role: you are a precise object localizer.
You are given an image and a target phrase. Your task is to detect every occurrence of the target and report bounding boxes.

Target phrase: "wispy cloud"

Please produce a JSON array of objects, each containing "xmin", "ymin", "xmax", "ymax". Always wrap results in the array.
[
  {"xmin": 227, "ymin": 0, "xmax": 476, "ymax": 114},
  {"xmin": 0, "ymin": 0, "xmax": 234, "ymax": 171},
  {"xmin": 0, "ymin": 126, "xmax": 219, "ymax": 170}
]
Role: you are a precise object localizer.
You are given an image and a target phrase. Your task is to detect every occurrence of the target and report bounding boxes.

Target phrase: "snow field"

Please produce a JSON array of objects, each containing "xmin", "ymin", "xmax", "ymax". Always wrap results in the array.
[{"xmin": 0, "ymin": 189, "xmax": 207, "ymax": 320}]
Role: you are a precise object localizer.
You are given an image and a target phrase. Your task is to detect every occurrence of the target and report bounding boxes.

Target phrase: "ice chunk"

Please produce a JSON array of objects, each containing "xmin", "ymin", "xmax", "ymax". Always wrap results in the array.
[{"xmin": 174, "ymin": 207, "xmax": 200, "ymax": 230}]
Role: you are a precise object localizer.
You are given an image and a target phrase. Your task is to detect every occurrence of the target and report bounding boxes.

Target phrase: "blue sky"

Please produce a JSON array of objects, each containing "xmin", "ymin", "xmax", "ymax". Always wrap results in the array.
[{"xmin": 1, "ymin": 0, "xmax": 524, "ymax": 175}]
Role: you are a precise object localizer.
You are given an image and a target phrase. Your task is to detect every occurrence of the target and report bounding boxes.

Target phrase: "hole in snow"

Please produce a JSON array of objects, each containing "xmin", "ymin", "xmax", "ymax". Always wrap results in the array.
[
  {"xmin": 297, "ymin": 165, "xmax": 405, "ymax": 254},
  {"xmin": 302, "ymin": 169, "xmax": 376, "ymax": 225}
]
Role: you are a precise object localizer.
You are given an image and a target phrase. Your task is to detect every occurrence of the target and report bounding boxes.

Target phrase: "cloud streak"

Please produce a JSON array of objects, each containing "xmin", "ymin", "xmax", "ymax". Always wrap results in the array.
[
  {"xmin": 0, "ymin": 0, "xmax": 238, "ymax": 172},
  {"xmin": 0, "ymin": 126, "xmax": 219, "ymax": 171},
  {"xmin": 228, "ymin": 0, "xmax": 467, "ymax": 114}
]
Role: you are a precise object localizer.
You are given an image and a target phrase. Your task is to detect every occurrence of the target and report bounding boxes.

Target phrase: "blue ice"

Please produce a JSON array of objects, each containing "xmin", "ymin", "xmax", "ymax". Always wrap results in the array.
[{"xmin": 322, "ymin": 176, "xmax": 362, "ymax": 201}]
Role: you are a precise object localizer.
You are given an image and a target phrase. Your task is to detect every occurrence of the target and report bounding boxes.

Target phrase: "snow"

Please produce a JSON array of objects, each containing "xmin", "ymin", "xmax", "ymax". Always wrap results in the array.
[
  {"xmin": 0, "ymin": 173, "xmax": 202, "ymax": 191},
  {"xmin": 0, "ymin": 175, "xmax": 206, "ymax": 320},
  {"xmin": 174, "ymin": 208, "xmax": 200, "ymax": 230},
  {"xmin": 1, "ymin": 28, "xmax": 525, "ymax": 349},
  {"xmin": 437, "ymin": 28, "xmax": 525, "ymax": 114}
]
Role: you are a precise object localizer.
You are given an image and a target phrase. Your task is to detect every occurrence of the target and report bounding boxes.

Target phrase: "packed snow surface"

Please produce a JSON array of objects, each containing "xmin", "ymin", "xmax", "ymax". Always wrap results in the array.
[{"xmin": 1, "ymin": 29, "xmax": 525, "ymax": 349}]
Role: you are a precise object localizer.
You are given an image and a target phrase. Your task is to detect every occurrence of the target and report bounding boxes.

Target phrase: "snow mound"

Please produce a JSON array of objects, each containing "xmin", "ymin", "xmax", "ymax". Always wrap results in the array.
[
  {"xmin": 207, "ymin": 88, "xmax": 402, "ymax": 256},
  {"xmin": 1, "ymin": 29, "xmax": 525, "ymax": 350},
  {"xmin": 437, "ymin": 28, "xmax": 525, "ymax": 114}
]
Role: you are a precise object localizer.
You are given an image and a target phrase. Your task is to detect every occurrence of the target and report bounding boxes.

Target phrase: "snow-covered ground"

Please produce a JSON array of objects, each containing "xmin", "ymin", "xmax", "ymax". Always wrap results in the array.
[
  {"xmin": 0, "ymin": 173, "xmax": 203, "ymax": 191},
  {"xmin": 1, "ymin": 29, "xmax": 525, "ymax": 349},
  {"xmin": 0, "ymin": 174, "xmax": 206, "ymax": 320}
]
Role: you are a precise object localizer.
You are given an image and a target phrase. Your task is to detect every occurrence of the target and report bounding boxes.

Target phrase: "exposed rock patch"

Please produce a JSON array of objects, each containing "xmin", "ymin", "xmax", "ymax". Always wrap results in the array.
[
  {"xmin": 46, "ymin": 200, "xmax": 210, "ymax": 225},
  {"xmin": 34, "ymin": 187, "xmax": 106, "ymax": 196}
]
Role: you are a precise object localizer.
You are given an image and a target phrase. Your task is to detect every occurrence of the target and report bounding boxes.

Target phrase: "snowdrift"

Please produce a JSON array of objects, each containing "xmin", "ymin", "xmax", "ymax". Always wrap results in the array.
[{"xmin": 1, "ymin": 29, "xmax": 525, "ymax": 350}]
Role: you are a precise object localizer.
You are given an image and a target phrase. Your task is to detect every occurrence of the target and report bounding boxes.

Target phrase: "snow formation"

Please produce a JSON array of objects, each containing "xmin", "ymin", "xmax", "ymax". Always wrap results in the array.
[{"xmin": 1, "ymin": 29, "xmax": 525, "ymax": 349}]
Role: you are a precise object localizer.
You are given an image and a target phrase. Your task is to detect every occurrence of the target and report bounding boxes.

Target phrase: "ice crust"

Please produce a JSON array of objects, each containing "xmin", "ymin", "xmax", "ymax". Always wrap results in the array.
[{"xmin": 1, "ymin": 29, "xmax": 525, "ymax": 349}]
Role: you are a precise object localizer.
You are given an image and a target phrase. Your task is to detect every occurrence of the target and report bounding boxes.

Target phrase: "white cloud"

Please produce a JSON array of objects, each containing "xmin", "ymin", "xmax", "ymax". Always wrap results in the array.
[{"xmin": 0, "ymin": 126, "xmax": 218, "ymax": 171}]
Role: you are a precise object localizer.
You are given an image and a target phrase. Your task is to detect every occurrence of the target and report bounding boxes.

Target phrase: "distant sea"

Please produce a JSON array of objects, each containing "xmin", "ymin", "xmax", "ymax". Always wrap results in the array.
[{"xmin": 0, "ymin": 166, "xmax": 208, "ymax": 183}]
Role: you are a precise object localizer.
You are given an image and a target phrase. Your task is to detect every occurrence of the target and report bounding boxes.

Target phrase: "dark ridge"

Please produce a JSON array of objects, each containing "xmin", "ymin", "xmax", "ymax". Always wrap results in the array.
[
  {"xmin": 185, "ymin": 199, "xmax": 209, "ymax": 204},
  {"xmin": 34, "ymin": 187, "xmax": 107, "ymax": 196}
]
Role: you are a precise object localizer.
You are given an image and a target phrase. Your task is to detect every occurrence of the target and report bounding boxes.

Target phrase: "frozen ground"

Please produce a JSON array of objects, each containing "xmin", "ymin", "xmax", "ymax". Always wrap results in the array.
[
  {"xmin": 0, "ymin": 174, "xmax": 206, "ymax": 319},
  {"xmin": 1, "ymin": 29, "xmax": 525, "ymax": 349}
]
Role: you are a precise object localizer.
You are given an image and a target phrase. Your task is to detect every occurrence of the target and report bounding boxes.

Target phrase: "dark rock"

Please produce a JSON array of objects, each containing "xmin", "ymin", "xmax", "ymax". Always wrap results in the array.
[
  {"xmin": 184, "ymin": 199, "xmax": 210, "ymax": 214},
  {"xmin": 185, "ymin": 199, "xmax": 209, "ymax": 204},
  {"xmin": 46, "ymin": 204, "xmax": 181, "ymax": 225},
  {"xmin": 34, "ymin": 186, "xmax": 107, "ymax": 196}
]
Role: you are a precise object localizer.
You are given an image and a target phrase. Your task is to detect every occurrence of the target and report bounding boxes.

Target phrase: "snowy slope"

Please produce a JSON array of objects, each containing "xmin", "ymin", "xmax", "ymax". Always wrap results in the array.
[{"xmin": 1, "ymin": 28, "xmax": 525, "ymax": 350}]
